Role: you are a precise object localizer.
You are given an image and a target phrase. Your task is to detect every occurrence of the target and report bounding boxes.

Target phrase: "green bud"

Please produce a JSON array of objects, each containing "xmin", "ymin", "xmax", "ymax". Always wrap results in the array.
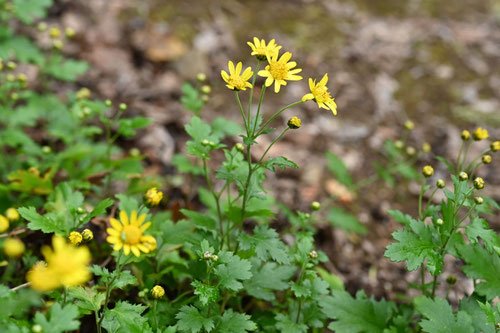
[
  {"xmin": 309, "ymin": 250, "xmax": 318, "ymax": 259},
  {"xmin": 196, "ymin": 73, "xmax": 207, "ymax": 82},
  {"xmin": 311, "ymin": 201, "xmax": 321, "ymax": 211},
  {"xmin": 474, "ymin": 197, "xmax": 484, "ymax": 205},
  {"xmin": 203, "ymin": 251, "xmax": 212, "ymax": 260},
  {"xmin": 235, "ymin": 143, "xmax": 245, "ymax": 152},
  {"xmin": 436, "ymin": 179, "xmax": 445, "ymax": 188},
  {"xmin": 105, "ymin": 99, "xmax": 112, "ymax": 107},
  {"xmin": 201, "ymin": 85, "xmax": 211, "ymax": 94},
  {"xmin": 394, "ymin": 140, "xmax": 404, "ymax": 149},
  {"xmin": 42, "ymin": 146, "xmax": 51, "ymax": 154},
  {"xmin": 459, "ymin": 172, "xmax": 468, "ymax": 181},
  {"xmin": 446, "ymin": 275, "xmax": 456, "ymax": 285},
  {"xmin": 6, "ymin": 61, "xmax": 16, "ymax": 70},
  {"xmin": 119, "ymin": 103, "xmax": 127, "ymax": 111},
  {"xmin": 436, "ymin": 218, "xmax": 444, "ymax": 226}
]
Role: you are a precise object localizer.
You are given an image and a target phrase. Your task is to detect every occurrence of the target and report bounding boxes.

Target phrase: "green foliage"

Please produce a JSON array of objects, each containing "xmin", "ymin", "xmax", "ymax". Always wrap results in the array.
[
  {"xmin": 414, "ymin": 296, "xmax": 474, "ymax": 333},
  {"xmin": 328, "ymin": 207, "xmax": 366, "ymax": 234},
  {"xmin": 325, "ymin": 152, "xmax": 352, "ymax": 186},
  {"xmin": 33, "ymin": 303, "xmax": 80, "ymax": 333}
]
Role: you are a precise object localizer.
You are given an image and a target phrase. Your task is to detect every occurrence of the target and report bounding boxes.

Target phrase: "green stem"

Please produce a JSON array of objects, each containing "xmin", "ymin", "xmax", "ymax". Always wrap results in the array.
[
  {"xmin": 234, "ymin": 145, "xmax": 253, "ymax": 253},
  {"xmin": 247, "ymin": 61, "xmax": 262, "ymax": 130},
  {"xmin": 458, "ymin": 141, "xmax": 472, "ymax": 172},
  {"xmin": 418, "ymin": 181, "xmax": 426, "ymax": 220},
  {"xmin": 203, "ymin": 159, "xmax": 225, "ymax": 250},
  {"xmin": 465, "ymin": 148, "xmax": 490, "ymax": 173},
  {"xmin": 256, "ymin": 128, "xmax": 289, "ymax": 166},
  {"xmin": 235, "ymin": 92, "xmax": 249, "ymax": 134},
  {"xmin": 255, "ymin": 100, "xmax": 304, "ymax": 137},
  {"xmin": 455, "ymin": 140, "xmax": 465, "ymax": 174},
  {"xmin": 251, "ymin": 85, "xmax": 266, "ymax": 137},
  {"xmin": 153, "ymin": 300, "xmax": 158, "ymax": 332},
  {"xmin": 295, "ymin": 259, "xmax": 309, "ymax": 324},
  {"xmin": 97, "ymin": 252, "xmax": 123, "ymax": 332}
]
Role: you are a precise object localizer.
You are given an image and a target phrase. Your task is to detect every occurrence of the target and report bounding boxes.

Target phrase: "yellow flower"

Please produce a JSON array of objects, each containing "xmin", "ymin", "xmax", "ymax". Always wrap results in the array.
[
  {"xmin": 287, "ymin": 116, "xmax": 302, "ymax": 129},
  {"xmin": 491, "ymin": 141, "xmax": 500, "ymax": 152},
  {"xmin": 27, "ymin": 236, "xmax": 91, "ymax": 291},
  {"xmin": 247, "ymin": 37, "xmax": 281, "ymax": 60},
  {"xmin": 0, "ymin": 215, "xmax": 9, "ymax": 233},
  {"xmin": 258, "ymin": 52, "xmax": 302, "ymax": 93},
  {"xmin": 5, "ymin": 208, "xmax": 20, "ymax": 221},
  {"xmin": 151, "ymin": 285, "xmax": 165, "ymax": 298},
  {"xmin": 82, "ymin": 229, "xmax": 93, "ymax": 241},
  {"xmin": 106, "ymin": 210, "xmax": 156, "ymax": 257},
  {"xmin": 68, "ymin": 231, "xmax": 82, "ymax": 245},
  {"xmin": 302, "ymin": 74, "xmax": 337, "ymax": 115},
  {"xmin": 472, "ymin": 127, "xmax": 489, "ymax": 141},
  {"xmin": 3, "ymin": 238, "xmax": 25, "ymax": 258},
  {"xmin": 422, "ymin": 166, "xmax": 434, "ymax": 178},
  {"xmin": 145, "ymin": 187, "xmax": 163, "ymax": 206},
  {"xmin": 221, "ymin": 61, "xmax": 253, "ymax": 91}
]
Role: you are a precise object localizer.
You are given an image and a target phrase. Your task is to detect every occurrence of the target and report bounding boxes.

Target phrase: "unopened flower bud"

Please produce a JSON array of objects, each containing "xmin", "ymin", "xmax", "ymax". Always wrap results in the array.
[
  {"xmin": 119, "ymin": 103, "xmax": 127, "ymax": 111},
  {"xmin": 196, "ymin": 73, "xmax": 207, "ymax": 82},
  {"xmin": 311, "ymin": 201, "xmax": 321, "ymax": 211},
  {"xmin": 404, "ymin": 120, "xmax": 414, "ymax": 131},
  {"xmin": 151, "ymin": 285, "xmax": 165, "ymax": 299},
  {"xmin": 10, "ymin": 93, "xmax": 18, "ymax": 101},
  {"xmin": 17, "ymin": 73, "xmax": 27, "ymax": 83},
  {"xmin": 82, "ymin": 229, "xmax": 93, "ymax": 241},
  {"xmin": 287, "ymin": 116, "xmax": 301, "ymax": 129},
  {"xmin": 436, "ymin": 218, "xmax": 444, "ymax": 226},
  {"xmin": 491, "ymin": 141, "xmax": 500, "ymax": 152},
  {"xmin": 473, "ymin": 177, "xmax": 485, "ymax": 190},
  {"xmin": 472, "ymin": 127, "xmax": 489, "ymax": 141},
  {"xmin": 461, "ymin": 130, "xmax": 470, "ymax": 141},
  {"xmin": 52, "ymin": 40, "xmax": 63, "ymax": 50},
  {"xmin": 446, "ymin": 275, "xmax": 456, "ymax": 285},
  {"xmin": 76, "ymin": 207, "xmax": 85, "ymax": 214},
  {"xmin": 210, "ymin": 254, "xmax": 219, "ymax": 262},
  {"xmin": 83, "ymin": 107, "xmax": 92, "ymax": 116},
  {"xmin": 459, "ymin": 172, "xmax": 468, "ymax": 181},
  {"xmin": 474, "ymin": 197, "xmax": 484, "ymax": 205},
  {"xmin": 235, "ymin": 143, "xmax": 245, "ymax": 152},
  {"xmin": 422, "ymin": 142, "xmax": 431, "ymax": 153},
  {"xmin": 201, "ymin": 95, "xmax": 209, "ymax": 103},
  {"xmin": 105, "ymin": 99, "xmax": 112, "ymax": 107},
  {"xmin": 422, "ymin": 165, "xmax": 434, "ymax": 178},
  {"xmin": 129, "ymin": 148, "xmax": 140, "ymax": 157},
  {"xmin": 3, "ymin": 238, "xmax": 25, "ymax": 258},
  {"xmin": 42, "ymin": 146, "xmax": 51, "ymax": 154},
  {"xmin": 65, "ymin": 27, "xmax": 76, "ymax": 38},
  {"xmin": 201, "ymin": 139, "xmax": 210, "ymax": 146},
  {"xmin": 201, "ymin": 85, "xmax": 211, "ymax": 94},
  {"xmin": 76, "ymin": 87, "xmax": 91, "ymax": 100},
  {"xmin": 6, "ymin": 61, "xmax": 16, "ymax": 70},
  {"xmin": 68, "ymin": 231, "xmax": 82, "ymax": 245},
  {"xmin": 6, "ymin": 74, "xmax": 15, "ymax": 82},
  {"xmin": 436, "ymin": 179, "xmax": 445, "ymax": 189},
  {"xmin": 304, "ymin": 213, "xmax": 310, "ymax": 219},
  {"xmin": 394, "ymin": 140, "xmax": 404, "ymax": 149},
  {"xmin": 309, "ymin": 250, "xmax": 318, "ymax": 259},
  {"xmin": 5, "ymin": 208, "xmax": 20, "ymax": 221},
  {"xmin": 37, "ymin": 22, "xmax": 48, "ymax": 32},
  {"xmin": 49, "ymin": 27, "xmax": 61, "ymax": 39},
  {"xmin": 0, "ymin": 215, "xmax": 9, "ymax": 233},
  {"xmin": 203, "ymin": 251, "xmax": 212, "ymax": 260},
  {"xmin": 406, "ymin": 146, "xmax": 416, "ymax": 156},
  {"xmin": 32, "ymin": 324, "xmax": 43, "ymax": 333},
  {"xmin": 482, "ymin": 155, "xmax": 492, "ymax": 164}
]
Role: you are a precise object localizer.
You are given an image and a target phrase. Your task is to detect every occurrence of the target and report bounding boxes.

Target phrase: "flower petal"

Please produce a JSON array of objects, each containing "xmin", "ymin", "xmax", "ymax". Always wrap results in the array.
[
  {"xmin": 235, "ymin": 62, "xmax": 242, "ymax": 75},
  {"xmin": 120, "ymin": 211, "xmax": 129, "ymax": 225},
  {"xmin": 110, "ymin": 218, "xmax": 122, "ymax": 231},
  {"xmin": 123, "ymin": 244, "xmax": 130, "ymax": 255},
  {"xmin": 131, "ymin": 246, "xmax": 141, "ymax": 257},
  {"xmin": 228, "ymin": 61, "xmax": 235, "ymax": 75},
  {"xmin": 140, "ymin": 222, "xmax": 152, "ymax": 232}
]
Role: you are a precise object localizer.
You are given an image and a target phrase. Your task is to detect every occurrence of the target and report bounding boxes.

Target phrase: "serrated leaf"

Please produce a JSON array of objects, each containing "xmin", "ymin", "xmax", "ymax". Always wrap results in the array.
[
  {"xmin": 185, "ymin": 116, "xmax": 212, "ymax": 143},
  {"xmin": 13, "ymin": 0, "xmax": 52, "ymax": 24},
  {"xmin": 181, "ymin": 209, "xmax": 217, "ymax": 232},
  {"xmin": 176, "ymin": 305, "xmax": 214, "ymax": 333},
  {"xmin": 214, "ymin": 252, "xmax": 252, "ymax": 291},
  {"xmin": 319, "ymin": 291, "xmax": 396, "ymax": 333},
  {"xmin": 387, "ymin": 209, "xmax": 417, "ymax": 227},
  {"xmin": 275, "ymin": 313, "xmax": 308, "ymax": 333},
  {"xmin": 117, "ymin": 117, "xmax": 153, "ymax": 137},
  {"xmin": 191, "ymin": 280, "xmax": 219, "ymax": 306},
  {"xmin": 34, "ymin": 303, "xmax": 80, "ymax": 333},
  {"xmin": 218, "ymin": 309, "xmax": 257, "ymax": 333},
  {"xmin": 414, "ymin": 296, "xmax": 474, "ymax": 333},
  {"xmin": 102, "ymin": 301, "xmax": 147, "ymax": 333},
  {"xmin": 239, "ymin": 226, "xmax": 290, "ymax": 264},
  {"xmin": 262, "ymin": 156, "xmax": 298, "ymax": 172},
  {"xmin": 459, "ymin": 298, "xmax": 495, "ymax": 333},
  {"xmin": 19, "ymin": 207, "xmax": 65, "ymax": 234},
  {"xmin": 465, "ymin": 218, "xmax": 500, "ymax": 252},
  {"xmin": 43, "ymin": 56, "xmax": 89, "ymax": 82},
  {"xmin": 244, "ymin": 261, "xmax": 295, "ymax": 301},
  {"xmin": 180, "ymin": 82, "xmax": 203, "ymax": 114},
  {"xmin": 82, "ymin": 198, "xmax": 114, "ymax": 224},
  {"xmin": 68, "ymin": 286, "xmax": 105, "ymax": 313}
]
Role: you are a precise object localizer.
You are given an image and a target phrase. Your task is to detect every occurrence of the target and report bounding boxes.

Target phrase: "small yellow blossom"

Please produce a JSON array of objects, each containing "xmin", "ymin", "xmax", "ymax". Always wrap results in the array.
[
  {"xmin": 287, "ymin": 116, "xmax": 301, "ymax": 129},
  {"xmin": 151, "ymin": 285, "xmax": 165, "ymax": 298},
  {"xmin": 82, "ymin": 229, "xmax": 93, "ymax": 241},
  {"xmin": 221, "ymin": 61, "xmax": 253, "ymax": 91},
  {"xmin": 247, "ymin": 37, "xmax": 282, "ymax": 61},
  {"xmin": 27, "ymin": 236, "xmax": 91, "ymax": 291},
  {"xmin": 258, "ymin": 51, "xmax": 302, "ymax": 93},
  {"xmin": 473, "ymin": 177, "xmax": 485, "ymax": 190},
  {"xmin": 422, "ymin": 166, "xmax": 434, "ymax": 178},
  {"xmin": 106, "ymin": 210, "xmax": 156, "ymax": 257},
  {"xmin": 49, "ymin": 27, "xmax": 60, "ymax": 39},
  {"xmin": 5, "ymin": 208, "xmax": 20, "ymax": 222},
  {"xmin": 76, "ymin": 87, "xmax": 91, "ymax": 100},
  {"xmin": 145, "ymin": 187, "xmax": 163, "ymax": 206},
  {"xmin": 68, "ymin": 231, "xmax": 83, "ymax": 245},
  {"xmin": 302, "ymin": 74, "xmax": 337, "ymax": 115},
  {"xmin": 404, "ymin": 120, "xmax": 415, "ymax": 131},
  {"xmin": 491, "ymin": 141, "xmax": 500, "ymax": 152},
  {"xmin": 461, "ymin": 130, "xmax": 471, "ymax": 141},
  {"xmin": 0, "ymin": 215, "xmax": 9, "ymax": 233},
  {"xmin": 3, "ymin": 238, "xmax": 25, "ymax": 258},
  {"xmin": 472, "ymin": 127, "xmax": 489, "ymax": 141}
]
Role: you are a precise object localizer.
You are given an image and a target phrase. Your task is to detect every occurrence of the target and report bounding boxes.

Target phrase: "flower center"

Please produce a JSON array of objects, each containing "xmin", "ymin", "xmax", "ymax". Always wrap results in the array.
[
  {"xmin": 269, "ymin": 62, "xmax": 288, "ymax": 80},
  {"xmin": 228, "ymin": 76, "xmax": 245, "ymax": 90},
  {"xmin": 121, "ymin": 225, "xmax": 142, "ymax": 244},
  {"xmin": 312, "ymin": 86, "xmax": 332, "ymax": 103}
]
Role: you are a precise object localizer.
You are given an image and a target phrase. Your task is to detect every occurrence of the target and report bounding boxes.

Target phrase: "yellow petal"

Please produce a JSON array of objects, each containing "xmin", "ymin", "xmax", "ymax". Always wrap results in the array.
[
  {"xmin": 140, "ymin": 222, "xmax": 151, "ymax": 232},
  {"xmin": 319, "ymin": 73, "xmax": 329, "ymax": 86},
  {"xmin": 106, "ymin": 236, "xmax": 119, "ymax": 244},
  {"xmin": 131, "ymin": 246, "xmax": 141, "ymax": 257},
  {"xmin": 107, "ymin": 228, "xmax": 120, "ymax": 237},
  {"xmin": 274, "ymin": 81, "xmax": 281, "ymax": 93},
  {"xmin": 280, "ymin": 52, "xmax": 292, "ymax": 63},
  {"xmin": 113, "ymin": 243, "xmax": 123, "ymax": 251},
  {"xmin": 137, "ymin": 244, "xmax": 150, "ymax": 253},
  {"xmin": 265, "ymin": 77, "xmax": 274, "ymax": 87},
  {"xmin": 120, "ymin": 211, "xmax": 129, "ymax": 225},
  {"xmin": 123, "ymin": 244, "xmax": 130, "ymax": 255},
  {"xmin": 130, "ymin": 210, "xmax": 138, "ymax": 226},
  {"xmin": 137, "ymin": 214, "xmax": 147, "ymax": 226},
  {"xmin": 110, "ymin": 218, "xmax": 122, "ymax": 231},
  {"xmin": 242, "ymin": 67, "xmax": 253, "ymax": 80},
  {"xmin": 286, "ymin": 61, "xmax": 297, "ymax": 69},
  {"xmin": 258, "ymin": 70, "xmax": 269, "ymax": 78},
  {"xmin": 302, "ymin": 93, "xmax": 314, "ymax": 102},
  {"xmin": 235, "ymin": 62, "xmax": 242, "ymax": 75},
  {"xmin": 221, "ymin": 70, "xmax": 229, "ymax": 81},
  {"xmin": 228, "ymin": 61, "xmax": 235, "ymax": 75}
]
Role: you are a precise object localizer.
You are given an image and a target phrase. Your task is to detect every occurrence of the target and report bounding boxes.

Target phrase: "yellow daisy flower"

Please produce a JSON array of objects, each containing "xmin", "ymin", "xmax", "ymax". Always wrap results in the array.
[
  {"xmin": 145, "ymin": 187, "xmax": 163, "ymax": 206},
  {"xmin": 221, "ymin": 61, "xmax": 253, "ymax": 91},
  {"xmin": 247, "ymin": 37, "xmax": 281, "ymax": 60},
  {"xmin": 472, "ymin": 127, "xmax": 489, "ymax": 141},
  {"xmin": 302, "ymin": 74, "xmax": 337, "ymax": 115},
  {"xmin": 27, "ymin": 235, "xmax": 91, "ymax": 291},
  {"xmin": 258, "ymin": 52, "xmax": 302, "ymax": 93},
  {"xmin": 106, "ymin": 210, "xmax": 156, "ymax": 257}
]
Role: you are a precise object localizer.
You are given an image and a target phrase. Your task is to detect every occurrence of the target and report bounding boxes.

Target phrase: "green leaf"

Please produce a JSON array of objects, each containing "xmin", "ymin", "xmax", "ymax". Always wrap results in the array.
[
  {"xmin": 262, "ymin": 156, "xmax": 298, "ymax": 172},
  {"xmin": 181, "ymin": 209, "xmax": 217, "ymax": 232},
  {"xmin": 89, "ymin": 266, "xmax": 137, "ymax": 289},
  {"xmin": 117, "ymin": 117, "xmax": 153, "ymax": 137},
  {"xmin": 191, "ymin": 280, "xmax": 219, "ymax": 306},
  {"xmin": 180, "ymin": 82, "xmax": 203, "ymax": 114},
  {"xmin": 176, "ymin": 305, "xmax": 214, "ymax": 333},
  {"xmin": 319, "ymin": 290, "xmax": 396, "ymax": 333},
  {"xmin": 387, "ymin": 209, "xmax": 418, "ymax": 227},
  {"xmin": 102, "ymin": 301, "xmax": 148, "ymax": 333},
  {"xmin": 211, "ymin": 117, "xmax": 242, "ymax": 140},
  {"xmin": 19, "ymin": 207, "xmax": 65, "ymax": 234},
  {"xmin": 325, "ymin": 152, "xmax": 352, "ymax": 187},
  {"xmin": 82, "ymin": 198, "xmax": 114, "ymax": 224},
  {"xmin": 0, "ymin": 36, "xmax": 44, "ymax": 64},
  {"xmin": 328, "ymin": 207, "xmax": 366, "ymax": 234},
  {"xmin": 459, "ymin": 298, "xmax": 495, "ymax": 333},
  {"xmin": 214, "ymin": 252, "xmax": 252, "ymax": 291},
  {"xmin": 43, "ymin": 56, "xmax": 89, "ymax": 82},
  {"xmin": 239, "ymin": 226, "xmax": 291, "ymax": 264},
  {"xmin": 185, "ymin": 116, "xmax": 212, "ymax": 143},
  {"xmin": 68, "ymin": 286, "xmax": 105, "ymax": 313},
  {"xmin": 465, "ymin": 218, "xmax": 500, "ymax": 253},
  {"xmin": 435, "ymin": 156, "xmax": 454, "ymax": 173},
  {"xmin": 218, "ymin": 309, "xmax": 257, "ymax": 333},
  {"xmin": 13, "ymin": 0, "xmax": 52, "ymax": 24},
  {"xmin": 414, "ymin": 296, "xmax": 474, "ymax": 333},
  {"xmin": 34, "ymin": 303, "xmax": 80, "ymax": 333},
  {"xmin": 275, "ymin": 313, "xmax": 308, "ymax": 333},
  {"xmin": 172, "ymin": 154, "xmax": 204, "ymax": 175},
  {"xmin": 458, "ymin": 244, "xmax": 500, "ymax": 300},
  {"xmin": 244, "ymin": 261, "xmax": 296, "ymax": 301}
]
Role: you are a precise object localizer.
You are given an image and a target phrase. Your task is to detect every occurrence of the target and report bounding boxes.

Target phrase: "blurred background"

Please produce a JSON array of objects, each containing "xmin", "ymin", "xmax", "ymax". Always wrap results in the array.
[{"xmin": 50, "ymin": 0, "xmax": 500, "ymax": 300}]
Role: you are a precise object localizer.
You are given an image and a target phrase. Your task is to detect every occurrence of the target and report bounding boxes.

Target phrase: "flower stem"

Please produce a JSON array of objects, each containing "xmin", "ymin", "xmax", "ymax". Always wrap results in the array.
[
  {"xmin": 255, "ymin": 100, "xmax": 304, "ymax": 137},
  {"xmin": 235, "ymin": 92, "xmax": 249, "ymax": 134},
  {"xmin": 256, "ymin": 128, "xmax": 289, "ymax": 166},
  {"xmin": 251, "ymin": 85, "xmax": 266, "ymax": 137}
]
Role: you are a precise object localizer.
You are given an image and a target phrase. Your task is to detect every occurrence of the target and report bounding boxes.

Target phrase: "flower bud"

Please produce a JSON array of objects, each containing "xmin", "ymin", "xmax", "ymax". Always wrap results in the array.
[
  {"xmin": 482, "ymin": 155, "xmax": 492, "ymax": 164},
  {"xmin": 435, "ymin": 218, "xmax": 444, "ymax": 226},
  {"xmin": 145, "ymin": 187, "xmax": 163, "ymax": 206},
  {"xmin": 309, "ymin": 250, "xmax": 318, "ymax": 259},
  {"xmin": 491, "ymin": 141, "xmax": 500, "ymax": 152},
  {"xmin": 49, "ymin": 27, "xmax": 61, "ymax": 39},
  {"xmin": 42, "ymin": 146, "xmax": 51, "ymax": 154},
  {"xmin": 68, "ymin": 231, "xmax": 82, "ymax": 246},
  {"xmin": 105, "ymin": 99, "xmax": 112, "ymax": 107},
  {"xmin": 65, "ymin": 27, "xmax": 76, "ymax": 38},
  {"xmin": 76, "ymin": 87, "xmax": 91, "ymax": 100},
  {"xmin": 311, "ymin": 201, "xmax": 321, "ymax": 211},
  {"xmin": 235, "ymin": 143, "xmax": 245, "ymax": 152},
  {"xmin": 472, "ymin": 127, "xmax": 489, "ymax": 141},
  {"xmin": 446, "ymin": 275, "xmax": 456, "ymax": 285},
  {"xmin": 459, "ymin": 172, "xmax": 468, "ymax": 181},
  {"xmin": 210, "ymin": 254, "xmax": 219, "ymax": 262},
  {"xmin": 151, "ymin": 285, "xmax": 165, "ymax": 299},
  {"xmin": 201, "ymin": 85, "xmax": 211, "ymax": 94},
  {"xmin": 52, "ymin": 40, "xmax": 63, "ymax": 50},
  {"xmin": 119, "ymin": 103, "xmax": 127, "ymax": 111},
  {"xmin": 5, "ymin": 208, "xmax": 20, "ymax": 221},
  {"xmin": 129, "ymin": 148, "xmax": 140, "ymax": 157},
  {"xmin": 3, "ymin": 238, "xmax": 25, "ymax": 258},
  {"xmin": 10, "ymin": 93, "xmax": 18, "ymax": 101},
  {"xmin": 394, "ymin": 140, "xmax": 404, "ymax": 149},
  {"xmin": 422, "ymin": 142, "xmax": 431, "ymax": 153},
  {"xmin": 461, "ymin": 130, "xmax": 470, "ymax": 141},
  {"xmin": 17, "ymin": 73, "xmax": 27, "ymax": 83},
  {"xmin": 406, "ymin": 146, "xmax": 416, "ymax": 156},
  {"xmin": 32, "ymin": 324, "xmax": 43, "ymax": 333},
  {"xmin": 201, "ymin": 95, "xmax": 209, "ymax": 103},
  {"xmin": 0, "ymin": 215, "xmax": 10, "ymax": 233},
  {"xmin": 82, "ymin": 229, "xmax": 94, "ymax": 241},
  {"xmin": 6, "ymin": 74, "xmax": 15, "ymax": 82},
  {"xmin": 201, "ymin": 139, "xmax": 210, "ymax": 146},
  {"xmin": 474, "ymin": 197, "xmax": 484, "ymax": 205},
  {"xmin": 404, "ymin": 120, "xmax": 414, "ymax": 131},
  {"xmin": 37, "ymin": 22, "xmax": 48, "ymax": 32},
  {"xmin": 203, "ymin": 251, "xmax": 212, "ymax": 260},
  {"xmin": 473, "ymin": 177, "xmax": 485, "ymax": 190},
  {"xmin": 287, "ymin": 116, "xmax": 301, "ymax": 129},
  {"xmin": 436, "ymin": 179, "xmax": 445, "ymax": 189},
  {"xmin": 196, "ymin": 73, "xmax": 207, "ymax": 82},
  {"xmin": 304, "ymin": 213, "xmax": 310, "ymax": 219},
  {"xmin": 422, "ymin": 165, "xmax": 434, "ymax": 178},
  {"xmin": 6, "ymin": 61, "xmax": 16, "ymax": 70}
]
